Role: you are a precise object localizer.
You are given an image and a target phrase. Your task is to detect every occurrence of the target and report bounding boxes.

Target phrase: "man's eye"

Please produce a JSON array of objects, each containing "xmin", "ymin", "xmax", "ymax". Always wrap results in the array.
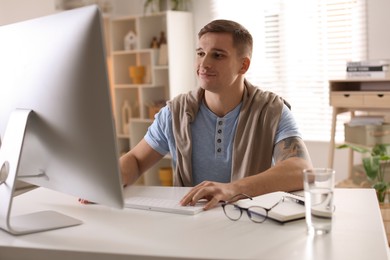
[
  {"xmin": 213, "ymin": 53, "xmax": 224, "ymax": 59},
  {"xmin": 197, "ymin": 52, "xmax": 205, "ymax": 57}
]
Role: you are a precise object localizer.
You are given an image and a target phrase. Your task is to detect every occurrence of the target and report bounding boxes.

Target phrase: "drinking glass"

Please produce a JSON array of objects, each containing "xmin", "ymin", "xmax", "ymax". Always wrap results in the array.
[{"xmin": 303, "ymin": 168, "xmax": 335, "ymax": 235}]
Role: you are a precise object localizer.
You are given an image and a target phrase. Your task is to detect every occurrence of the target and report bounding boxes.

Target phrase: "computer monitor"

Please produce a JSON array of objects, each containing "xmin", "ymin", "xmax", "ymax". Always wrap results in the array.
[{"xmin": 0, "ymin": 5, "xmax": 124, "ymax": 235}]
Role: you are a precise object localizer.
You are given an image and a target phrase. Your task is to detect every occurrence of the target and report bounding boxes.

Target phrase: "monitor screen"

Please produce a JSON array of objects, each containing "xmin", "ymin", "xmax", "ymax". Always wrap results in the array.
[{"xmin": 0, "ymin": 5, "xmax": 124, "ymax": 235}]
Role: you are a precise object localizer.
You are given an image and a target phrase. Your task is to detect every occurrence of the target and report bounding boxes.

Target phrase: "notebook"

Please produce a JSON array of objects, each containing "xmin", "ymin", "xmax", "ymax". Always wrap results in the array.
[
  {"xmin": 234, "ymin": 191, "xmax": 305, "ymax": 223},
  {"xmin": 123, "ymin": 186, "xmax": 204, "ymax": 215}
]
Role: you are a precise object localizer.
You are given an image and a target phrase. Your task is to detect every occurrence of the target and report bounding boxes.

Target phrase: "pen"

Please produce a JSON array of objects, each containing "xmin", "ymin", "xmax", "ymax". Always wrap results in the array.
[{"xmin": 285, "ymin": 196, "xmax": 305, "ymax": 206}]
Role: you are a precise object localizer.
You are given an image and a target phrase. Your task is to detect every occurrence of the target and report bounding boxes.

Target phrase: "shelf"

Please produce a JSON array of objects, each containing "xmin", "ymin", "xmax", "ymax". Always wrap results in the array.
[
  {"xmin": 330, "ymin": 79, "xmax": 390, "ymax": 92},
  {"xmin": 115, "ymin": 84, "xmax": 165, "ymax": 89},
  {"xmin": 109, "ymin": 11, "xmax": 195, "ymax": 185},
  {"xmin": 328, "ymin": 78, "xmax": 390, "ymax": 179},
  {"xmin": 116, "ymin": 134, "xmax": 130, "ymax": 139},
  {"xmin": 112, "ymin": 48, "xmax": 156, "ymax": 55},
  {"xmin": 130, "ymin": 118, "xmax": 153, "ymax": 124},
  {"xmin": 154, "ymin": 65, "xmax": 169, "ymax": 70},
  {"xmin": 115, "ymin": 84, "xmax": 140, "ymax": 89}
]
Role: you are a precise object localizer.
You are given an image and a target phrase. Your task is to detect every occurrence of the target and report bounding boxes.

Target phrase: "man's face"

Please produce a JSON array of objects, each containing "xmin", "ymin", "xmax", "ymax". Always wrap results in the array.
[{"xmin": 195, "ymin": 32, "xmax": 245, "ymax": 93}]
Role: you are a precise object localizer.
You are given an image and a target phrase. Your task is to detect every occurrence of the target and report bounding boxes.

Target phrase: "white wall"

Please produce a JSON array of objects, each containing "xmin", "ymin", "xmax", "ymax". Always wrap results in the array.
[
  {"xmin": 366, "ymin": 0, "xmax": 390, "ymax": 60},
  {"xmin": 0, "ymin": 0, "xmax": 55, "ymax": 25},
  {"xmin": 305, "ymin": 141, "xmax": 359, "ymax": 183},
  {"xmin": 1, "ymin": 0, "xmax": 387, "ymax": 184}
]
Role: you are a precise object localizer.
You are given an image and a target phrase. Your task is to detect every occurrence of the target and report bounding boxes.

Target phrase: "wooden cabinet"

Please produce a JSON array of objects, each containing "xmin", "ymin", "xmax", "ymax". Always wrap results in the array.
[
  {"xmin": 328, "ymin": 79, "xmax": 390, "ymax": 181},
  {"xmin": 109, "ymin": 11, "xmax": 196, "ymax": 185},
  {"xmin": 330, "ymin": 80, "xmax": 390, "ymax": 109}
]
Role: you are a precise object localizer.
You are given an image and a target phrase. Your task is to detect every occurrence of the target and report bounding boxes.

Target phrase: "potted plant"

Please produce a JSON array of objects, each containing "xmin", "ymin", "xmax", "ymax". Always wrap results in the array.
[
  {"xmin": 144, "ymin": 0, "xmax": 189, "ymax": 14},
  {"xmin": 337, "ymin": 143, "xmax": 390, "ymax": 202},
  {"xmin": 144, "ymin": 0, "xmax": 160, "ymax": 14}
]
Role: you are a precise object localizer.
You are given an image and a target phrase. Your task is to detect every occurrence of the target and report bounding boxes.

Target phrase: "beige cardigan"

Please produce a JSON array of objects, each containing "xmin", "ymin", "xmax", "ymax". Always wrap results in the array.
[{"xmin": 167, "ymin": 80, "xmax": 286, "ymax": 186}]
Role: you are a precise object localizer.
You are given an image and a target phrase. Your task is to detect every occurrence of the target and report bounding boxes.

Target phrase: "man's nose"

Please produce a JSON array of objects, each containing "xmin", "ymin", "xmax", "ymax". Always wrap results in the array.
[{"xmin": 198, "ymin": 55, "xmax": 212, "ymax": 68}]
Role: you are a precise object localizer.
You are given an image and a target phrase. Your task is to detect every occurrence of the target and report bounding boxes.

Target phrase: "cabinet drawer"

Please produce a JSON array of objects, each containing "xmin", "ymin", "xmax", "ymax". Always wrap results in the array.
[
  {"xmin": 330, "ymin": 92, "xmax": 363, "ymax": 107},
  {"xmin": 364, "ymin": 93, "xmax": 390, "ymax": 108}
]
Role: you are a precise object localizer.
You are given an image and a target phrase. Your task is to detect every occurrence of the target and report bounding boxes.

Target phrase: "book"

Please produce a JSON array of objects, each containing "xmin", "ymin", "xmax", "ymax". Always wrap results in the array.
[
  {"xmin": 346, "ymin": 71, "xmax": 390, "ymax": 79},
  {"xmin": 347, "ymin": 115, "xmax": 384, "ymax": 126},
  {"xmin": 347, "ymin": 59, "xmax": 390, "ymax": 67},
  {"xmin": 234, "ymin": 191, "xmax": 305, "ymax": 223},
  {"xmin": 346, "ymin": 65, "xmax": 389, "ymax": 72}
]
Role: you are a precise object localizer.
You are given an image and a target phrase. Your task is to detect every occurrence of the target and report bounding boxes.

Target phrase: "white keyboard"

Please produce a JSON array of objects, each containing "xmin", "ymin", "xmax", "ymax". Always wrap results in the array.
[{"xmin": 124, "ymin": 196, "xmax": 204, "ymax": 215}]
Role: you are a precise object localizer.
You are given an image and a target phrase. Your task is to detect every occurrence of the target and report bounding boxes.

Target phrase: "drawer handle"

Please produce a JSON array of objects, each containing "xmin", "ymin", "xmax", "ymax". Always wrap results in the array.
[
  {"xmin": 343, "ymin": 94, "xmax": 350, "ymax": 97},
  {"xmin": 377, "ymin": 94, "xmax": 384, "ymax": 98}
]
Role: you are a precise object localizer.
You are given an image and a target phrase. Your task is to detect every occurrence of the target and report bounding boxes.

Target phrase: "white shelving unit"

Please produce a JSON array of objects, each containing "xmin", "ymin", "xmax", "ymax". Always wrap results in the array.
[{"xmin": 110, "ymin": 11, "xmax": 196, "ymax": 185}]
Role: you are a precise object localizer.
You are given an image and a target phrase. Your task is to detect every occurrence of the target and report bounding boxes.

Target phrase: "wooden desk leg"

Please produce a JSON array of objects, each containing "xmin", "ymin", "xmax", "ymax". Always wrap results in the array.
[
  {"xmin": 328, "ymin": 108, "xmax": 338, "ymax": 169},
  {"xmin": 348, "ymin": 111, "xmax": 355, "ymax": 179},
  {"xmin": 348, "ymin": 148, "xmax": 354, "ymax": 179}
]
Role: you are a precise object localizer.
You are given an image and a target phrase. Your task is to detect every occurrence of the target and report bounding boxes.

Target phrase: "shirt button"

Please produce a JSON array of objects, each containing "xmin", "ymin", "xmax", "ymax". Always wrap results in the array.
[
  {"xmin": 217, "ymin": 139, "xmax": 221, "ymax": 143},
  {"xmin": 217, "ymin": 148, "xmax": 222, "ymax": 153},
  {"xmin": 218, "ymin": 121, "xmax": 223, "ymax": 125},
  {"xmin": 218, "ymin": 129, "xmax": 222, "ymax": 134}
]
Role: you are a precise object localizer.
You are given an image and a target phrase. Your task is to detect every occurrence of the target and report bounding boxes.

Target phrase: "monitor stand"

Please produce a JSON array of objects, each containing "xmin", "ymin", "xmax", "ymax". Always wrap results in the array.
[{"xmin": 0, "ymin": 109, "xmax": 82, "ymax": 235}]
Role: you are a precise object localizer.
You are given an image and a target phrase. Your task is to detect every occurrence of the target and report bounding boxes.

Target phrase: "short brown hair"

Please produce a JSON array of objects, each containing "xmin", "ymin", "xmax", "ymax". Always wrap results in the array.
[{"xmin": 198, "ymin": 19, "xmax": 253, "ymax": 58}]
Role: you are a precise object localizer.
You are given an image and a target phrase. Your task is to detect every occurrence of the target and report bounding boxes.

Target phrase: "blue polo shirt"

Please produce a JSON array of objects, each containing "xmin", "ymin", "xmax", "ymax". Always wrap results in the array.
[{"xmin": 144, "ymin": 102, "xmax": 301, "ymax": 185}]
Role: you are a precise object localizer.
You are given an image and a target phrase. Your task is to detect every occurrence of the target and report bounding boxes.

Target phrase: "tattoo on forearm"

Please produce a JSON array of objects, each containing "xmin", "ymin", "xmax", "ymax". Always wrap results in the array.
[{"xmin": 274, "ymin": 137, "xmax": 309, "ymax": 162}]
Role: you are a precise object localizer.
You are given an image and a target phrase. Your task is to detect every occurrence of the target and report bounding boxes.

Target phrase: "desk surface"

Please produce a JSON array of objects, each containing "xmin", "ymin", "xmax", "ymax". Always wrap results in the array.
[{"xmin": 0, "ymin": 187, "xmax": 389, "ymax": 260}]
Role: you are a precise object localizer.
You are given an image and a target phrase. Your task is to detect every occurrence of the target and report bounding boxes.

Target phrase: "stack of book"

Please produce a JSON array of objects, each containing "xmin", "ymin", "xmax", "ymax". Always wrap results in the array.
[
  {"xmin": 346, "ymin": 59, "xmax": 390, "ymax": 79},
  {"xmin": 346, "ymin": 115, "xmax": 385, "ymax": 127}
]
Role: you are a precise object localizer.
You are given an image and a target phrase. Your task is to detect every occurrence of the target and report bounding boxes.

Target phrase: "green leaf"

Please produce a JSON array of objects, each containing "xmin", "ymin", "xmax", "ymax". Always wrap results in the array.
[
  {"xmin": 374, "ymin": 181, "xmax": 388, "ymax": 202},
  {"xmin": 338, "ymin": 143, "xmax": 390, "ymax": 184},
  {"xmin": 373, "ymin": 181, "xmax": 388, "ymax": 193},
  {"xmin": 372, "ymin": 144, "xmax": 388, "ymax": 156},
  {"xmin": 336, "ymin": 144, "xmax": 370, "ymax": 154},
  {"xmin": 363, "ymin": 156, "xmax": 380, "ymax": 181},
  {"xmin": 380, "ymin": 155, "xmax": 390, "ymax": 161}
]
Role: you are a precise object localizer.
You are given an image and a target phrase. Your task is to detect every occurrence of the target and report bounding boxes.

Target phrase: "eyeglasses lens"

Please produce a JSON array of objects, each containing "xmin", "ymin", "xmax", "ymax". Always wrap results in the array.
[
  {"xmin": 223, "ymin": 204, "xmax": 242, "ymax": 220},
  {"xmin": 247, "ymin": 207, "xmax": 267, "ymax": 223}
]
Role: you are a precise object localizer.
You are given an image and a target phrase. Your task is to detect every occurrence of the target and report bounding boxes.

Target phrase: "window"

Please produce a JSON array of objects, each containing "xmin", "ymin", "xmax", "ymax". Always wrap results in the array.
[{"xmin": 211, "ymin": 0, "xmax": 367, "ymax": 142}]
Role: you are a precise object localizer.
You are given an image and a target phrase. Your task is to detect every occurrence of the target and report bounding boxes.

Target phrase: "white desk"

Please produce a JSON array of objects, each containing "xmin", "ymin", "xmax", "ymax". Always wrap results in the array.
[{"xmin": 0, "ymin": 187, "xmax": 388, "ymax": 260}]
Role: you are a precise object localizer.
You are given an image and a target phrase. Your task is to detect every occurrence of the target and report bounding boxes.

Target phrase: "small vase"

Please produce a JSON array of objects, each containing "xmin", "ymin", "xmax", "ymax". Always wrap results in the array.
[
  {"xmin": 159, "ymin": 167, "xmax": 173, "ymax": 186},
  {"xmin": 129, "ymin": 66, "xmax": 145, "ymax": 84},
  {"xmin": 121, "ymin": 100, "xmax": 131, "ymax": 135}
]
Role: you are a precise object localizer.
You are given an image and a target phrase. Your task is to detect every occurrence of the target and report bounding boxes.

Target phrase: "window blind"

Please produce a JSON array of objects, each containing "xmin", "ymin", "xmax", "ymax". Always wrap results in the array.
[{"xmin": 211, "ymin": 0, "xmax": 367, "ymax": 142}]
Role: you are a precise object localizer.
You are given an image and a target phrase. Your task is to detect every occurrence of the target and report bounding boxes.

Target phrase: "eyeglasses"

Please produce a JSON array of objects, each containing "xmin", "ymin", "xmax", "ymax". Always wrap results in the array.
[{"xmin": 221, "ymin": 193, "xmax": 295, "ymax": 223}]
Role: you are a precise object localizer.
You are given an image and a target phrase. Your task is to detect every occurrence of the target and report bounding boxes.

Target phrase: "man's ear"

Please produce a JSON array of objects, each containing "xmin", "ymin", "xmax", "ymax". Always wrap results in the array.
[{"xmin": 239, "ymin": 57, "xmax": 251, "ymax": 74}]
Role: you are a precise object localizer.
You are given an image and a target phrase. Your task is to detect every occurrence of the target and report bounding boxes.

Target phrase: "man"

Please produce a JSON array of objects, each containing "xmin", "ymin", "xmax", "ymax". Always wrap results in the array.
[{"xmin": 120, "ymin": 19, "xmax": 312, "ymax": 210}]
